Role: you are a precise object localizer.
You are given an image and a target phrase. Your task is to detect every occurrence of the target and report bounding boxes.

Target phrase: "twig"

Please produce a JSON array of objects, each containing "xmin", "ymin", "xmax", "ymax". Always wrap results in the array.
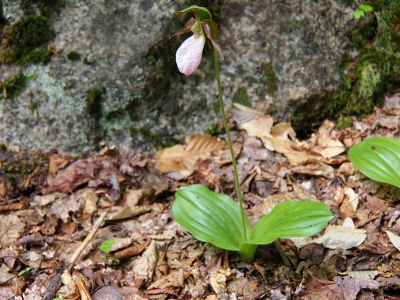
[{"xmin": 68, "ymin": 212, "xmax": 107, "ymax": 272}]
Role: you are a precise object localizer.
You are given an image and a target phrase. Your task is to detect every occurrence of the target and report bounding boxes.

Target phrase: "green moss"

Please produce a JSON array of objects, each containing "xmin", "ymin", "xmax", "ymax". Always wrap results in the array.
[
  {"xmin": 86, "ymin": 87, "xmax": 105, "ymax": 120},
  {"xmin": 67, "ymin": 51, "xmax": 81, "ymax": 60},
  {"xmin": 130, "ymin": 126, "xmax": 177, "ymax": 149},
  {"xmin": 83, "ymin": 56, "xmax": 95, "ymax": 65},
  {"xmin": 0, "ymin": 70, "xmax": 36, "ymax": 99},
  {"xmin": 5, "ymin": 174, "xmax": 13, "ymax": 181},
  {"xmin": 337, "ymin": 116, "xmax": 353, "ymax": 128},
  {"xmin": 205, "ymin": 123, "xmax": 220, "ymax": 136},
  {"xmin": 232, "ymin": 86, "xmax": 251, "ymax": 107},
  {"xmin": 4, "ymin": 15, "xmax": 54, "ymax": 65},
  {"xmin": 292, "ymin": 1, "xmax": 400, "ymax": 131},
  {"xmin": 0, "ymin": 144, "xmax": 6, "ymax": 151},
  {"xmin": 264, "ymin": 62, "xmax": 279, "ymax": 96},
  {"xmin": 2, "ymin": 161, "xmax": 32, "ymax": 174}
]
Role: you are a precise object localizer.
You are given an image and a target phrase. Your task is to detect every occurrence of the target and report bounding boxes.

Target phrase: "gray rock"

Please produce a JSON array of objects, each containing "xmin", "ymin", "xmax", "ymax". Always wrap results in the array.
[{"xmin": 0, "ymin": 0, "xmax": 358, "ymax": 155}]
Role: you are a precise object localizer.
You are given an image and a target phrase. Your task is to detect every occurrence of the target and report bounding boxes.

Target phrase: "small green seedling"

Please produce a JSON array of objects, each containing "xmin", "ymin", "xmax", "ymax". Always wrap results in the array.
[
  {"xmin": 349, "ymin": 137, "xmax": 400, "ymax": 189},
  {"xmin": 170, "ymin": 5, "xmax": 333, "ymax": 261},
  {"xmin": 99, "ymin": 238, "xmax": 120, "ymax": 263},
  {"xmin": 18, "ymin": 267, "xmax": 33, "ymax": 276},
  {"xmin": 99, "ymin": 238, "xmax": 115, "ymax": 253},
  {"xmin": 354, "ymin": 4, "xmax": 374, "ymax": 20}
]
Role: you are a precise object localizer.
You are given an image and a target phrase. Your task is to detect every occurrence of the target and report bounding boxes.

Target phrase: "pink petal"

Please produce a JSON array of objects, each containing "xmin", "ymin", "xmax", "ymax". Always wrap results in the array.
[{"xmin": 176, "ymin": 34, "xmax": 205, "ymax": 75}]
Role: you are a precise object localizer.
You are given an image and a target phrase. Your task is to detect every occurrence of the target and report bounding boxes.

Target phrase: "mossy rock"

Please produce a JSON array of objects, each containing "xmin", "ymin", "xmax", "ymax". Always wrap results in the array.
[
  {"xmin": 1, "ymin": 15, "xmax": 54, "ymax": 64},
  {"xmin": 232, "ymin": 86, "xmax": 251, "ymax": 107},
  {"xmin": 291, "ymin": 1, "xmax": 400, "ymax": 132}
]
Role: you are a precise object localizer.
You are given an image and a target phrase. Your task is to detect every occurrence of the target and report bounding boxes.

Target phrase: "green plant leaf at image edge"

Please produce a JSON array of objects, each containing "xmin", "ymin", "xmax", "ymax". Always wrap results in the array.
[
  {"xmin": 348, "ymin": 137, "xmax": 400, "ymax": 189},
  {"xmin": 359, "ymin": 4, "xmax": 374, "ymax": 11},
  {"xmin": 246, "ymin": 200, "xmax": 333, "ymax": 245},
  {"xmin": 173, "ymin": 185, "xmax": 251, "ymax": 251}
]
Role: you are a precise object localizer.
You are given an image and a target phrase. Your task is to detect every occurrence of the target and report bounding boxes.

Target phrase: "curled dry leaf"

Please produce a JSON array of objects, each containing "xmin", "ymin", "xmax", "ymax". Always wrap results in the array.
[
  {"xmin": 270, "ymin": 122, "xmax": 296, "ymax": 140},
  {"xmin": 106, "ymin": 205, "xmax": 150, "ymax": 221},
  {"xmin": 231, "ymin": 103, "xmax": 266, "ymax": 124},
  {"xmin": 148, "ymin": 269, "xmax": 184, "ymax": 295},
  {"xmin": 156, "ymin": 133, "xmax": 226, "ymax": 176},
  {"xmin": 133, "ymin": 240, "xmax": 158, "ymax": 281},
  {"xmin": 210, "ymin": 267, "xmax": 235, "ymax": 295},
  {"xmin": 387, "ymin": 231, "xmax": 400, "ymax": 251},
  {"xmin": 114, "ymin": 243, "xmax": 147, "ymax": 260},
  {"xmin": 312, "ymin": 120, "xmax": 345, "ymax": 158},
  {"xmin": 239, "ymin": 118, "xmax": 274, "ymax": 139}
]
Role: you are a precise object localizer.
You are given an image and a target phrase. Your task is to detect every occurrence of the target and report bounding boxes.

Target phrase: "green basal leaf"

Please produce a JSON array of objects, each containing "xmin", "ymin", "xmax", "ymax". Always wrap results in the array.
[
  {"xmin": 173, "ymin": 184, "xmax": 251, "ymax": 251},
  {"xmin": 353, "ymin": 10, "xmax": 364, "ymax": 20},
  {"xmin": 348, "ymin": 137, "xmax": 400, "ymax": 189},
  {"xmin": 360, "ymin": 4, "xmax": 374, "ymax": 11},
  {"xmin": 246, "ymin": 200, "xmax": 333, "ymax": 245},
  {"xmin": 176, "ymin": 5, "xmax": 213, "ymax": 21},
  {"xmin": 99, "ymin": 238, "xmax": 115, "ymax": 254}
]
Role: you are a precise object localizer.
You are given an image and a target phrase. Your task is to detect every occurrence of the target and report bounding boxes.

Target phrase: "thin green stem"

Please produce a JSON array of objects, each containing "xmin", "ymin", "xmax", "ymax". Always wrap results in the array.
[{"xmin": 213, "ymin": 49, "xmax": 247, "ymax": 239}]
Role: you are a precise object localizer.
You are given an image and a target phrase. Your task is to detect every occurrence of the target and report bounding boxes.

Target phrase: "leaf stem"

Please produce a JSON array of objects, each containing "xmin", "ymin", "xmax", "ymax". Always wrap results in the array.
[{"xmin": 213, "ymin": 49, "xmax": 247, "ymax": 239}]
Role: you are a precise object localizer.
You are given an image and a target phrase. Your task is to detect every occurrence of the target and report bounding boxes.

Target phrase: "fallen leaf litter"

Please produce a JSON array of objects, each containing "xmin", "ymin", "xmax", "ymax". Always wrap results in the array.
[{"xmin": 1, "ymin": 94, "xmax": 400, "ymax": 299}]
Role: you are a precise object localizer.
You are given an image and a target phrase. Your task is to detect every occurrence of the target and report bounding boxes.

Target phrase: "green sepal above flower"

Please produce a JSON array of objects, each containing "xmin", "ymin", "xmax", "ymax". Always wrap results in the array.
[
  {"xmin": 175, "ymin": 5, "xmax": 213, "ymax": 22},
  {"xmin": 175, "ymin": 5, "xmax": 219, "ymax": 40}
]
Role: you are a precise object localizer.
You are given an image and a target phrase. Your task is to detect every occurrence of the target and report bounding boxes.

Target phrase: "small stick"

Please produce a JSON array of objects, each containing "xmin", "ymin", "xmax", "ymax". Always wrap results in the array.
[{"xmin": 68, "ymin": 212, "xmax": 107, "ymax": 272}]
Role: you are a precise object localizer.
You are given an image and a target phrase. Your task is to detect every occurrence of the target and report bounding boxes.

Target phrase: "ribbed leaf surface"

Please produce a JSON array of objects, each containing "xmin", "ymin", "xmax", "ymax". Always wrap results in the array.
[
  {"xmin": 246, "ymin": 200, "xmax": 333, "ymax": 244},
  {"xmin": 173, "ymin": 185, "xmax": 250, "ymax": 251},
  {"xmin": 348, "ymin": 137, "xmax": 400, "ymax": 189}
]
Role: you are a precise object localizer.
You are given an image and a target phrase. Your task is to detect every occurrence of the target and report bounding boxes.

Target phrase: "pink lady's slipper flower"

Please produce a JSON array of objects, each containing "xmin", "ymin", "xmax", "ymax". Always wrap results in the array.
[
  {"xmin": 170, "ymin": 5, "xmax": 223, "ymax": 75},
  {"xmin": 176, "ymin": 31, "xmax": 206, "ymax": 75}
]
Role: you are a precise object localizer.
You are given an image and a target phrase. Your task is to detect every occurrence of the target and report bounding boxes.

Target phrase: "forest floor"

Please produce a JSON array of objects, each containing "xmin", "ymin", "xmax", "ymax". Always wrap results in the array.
[{"xmin": 1, "ymin": 94, "xmax": 400, "ymax": 300}]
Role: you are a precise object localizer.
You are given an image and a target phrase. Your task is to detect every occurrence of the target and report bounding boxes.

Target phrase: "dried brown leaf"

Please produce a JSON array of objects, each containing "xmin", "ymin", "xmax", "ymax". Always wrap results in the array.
[
  {"xmin": 231, "ymin": 103, "xmax": 266, "ymax": 124},
  {"xmin": 92, "ymin": 285, "xmax": 124, "ymax": 300},
  {"xmin": 114, "ymin": 244, "xmax": 147, "ymax": 260},
  {"xmin": 106, "ymin": 205, "xmax": 150, "ymax": 221},
  {"xmin": 0, "ymin": 214, "xmax": 26, "ymax": 247},
  {"xmin": 76, "ymin": 277, "xmax": 91, "ymax": 300},
  {"xmin": 333, "ymin": 275, "xmax": 379, "ymax": 300},
  {"xmin": 42, "ymin": 159, "xmax": 94, "ymax": 194},
  {"xmin": 297, "ymin": 271, "xmax": 344, "ymax": 300},
  {"xmin": 0, "ymin": 264, "xmax": 14, "ymax": 284},
  {"xmin": 239, "ymin": 117, "xmax": 274, "ymax": 139},
  {"xmin": 155, "ymin": 145, "xmax": 186, "ymax": 174},
  {"xmin": 262, "ymin": 136, "xmax": 315, "ymax": 166},
  {"xmin": 132, "ymin": 240, "xmax": 157, "ymax": 281},
  {"xmin": 291, "ymin": 162, "xmax": 334, "ymax": 179},
  {"xmin": 270, "ymin": 122, "xmax": 296, "ymax": 140},
  {"xmin": 209, "ymin": 267, "xmax": 235, "ymax": 295},
  {"xmin": 148, "ymin": 269, "xmax": 184, "ymax": 294},
  {"xmin": 155, "ymin": 250, "xmax": 168, "ymax": 279},
  {"xmin": 156, "ymin": 134, "xmax": 226, "ymax": 176},
  {"xmin": 109, "ymin": 238, "xmax": 133, "ymax": 252},
  {"xmin": 312, "ymin": 120, "xmax": 345, "ymax": 158}
]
